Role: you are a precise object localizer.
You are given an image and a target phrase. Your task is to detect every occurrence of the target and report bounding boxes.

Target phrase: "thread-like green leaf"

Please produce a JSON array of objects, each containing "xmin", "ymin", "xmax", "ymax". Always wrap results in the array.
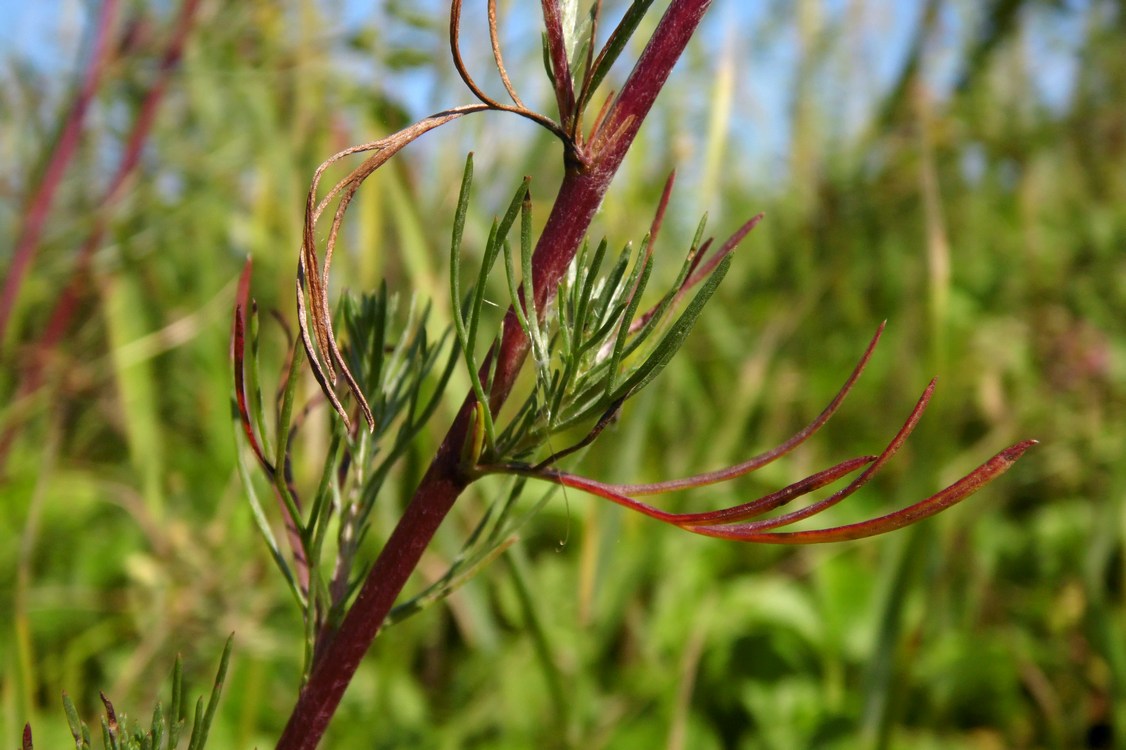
[
  {"xmin": 463, "ymin": 203, "xmax": 515, "ymax": 454},
  {"xmin": 63, "ymin": 693, "xmax": 86, "ymax": 749},
  {"xmin": 233, "ymin": 422, "xmax": 302, "ymax": 608},
  {"xmin": 449, "ymin": 153, "xmax": 501, "ymax": 451},
  {"xmin": 168, "ymin": 656, "xmax": 183, "ymax": 749},
  {"xmin": 306, "ymin": 432, "xmax": 344, "ymax": 600},
  {"xmin": 449, "ymin": 154, "xmax": 475, "ymax": 353},
  {"xmin": 618, "ymin": 222, "xmax": 707, "ymax": 360},
  {"xmin": 520, "ymin": 191, "xmax": 548, "ymax": 371},
  {"xmin": 385, "ymin": 535, "xmax": 518, "ymax": 627},
  {"xmin": 185, "ymin": 698, "xmax": 204, "ymax": 750},
  {"xmin": 149, "ymin": 702, "xmax": 163, "ymax": 750},
  {"xmin": 501, "ymin": 238, "xmax": 533, "ymax": 348},
  {"xmin": 573, "ymin": 238, "xmax": 608, "ymax": 343},
  {"xmin": 385, "ymin": 478, "xmax": 554, "ymax": 628},
  {"xmin": 588, "ymin": 243, "xmax": 632, "ymax": 331},
  {"xmin": 605, "ymin": 245, "xmax": 653, "ymax": 396},
  {"xmin": 611, "ymin": 254, "xmax": 733, "ymax": 400},
  {"xmin": 180, "ymin": 636, "xmax": 232, "ymax": 750},
  {"xmin": 245, "ymin": 303, "xmax": 274, "ymax": 460}
]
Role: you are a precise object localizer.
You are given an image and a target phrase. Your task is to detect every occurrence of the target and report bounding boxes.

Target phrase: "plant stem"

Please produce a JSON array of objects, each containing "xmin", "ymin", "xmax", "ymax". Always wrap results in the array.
[
  {"xmin": 0, "ymin": 0, "xmax": 120, "ymax": 353},
  {"xmin": 275, "ymin": 2, "xmax": 713, "ymax": 747},
  {"xmin": 0, "ymin": 0, "xmax": 202, "ymax": 471}
]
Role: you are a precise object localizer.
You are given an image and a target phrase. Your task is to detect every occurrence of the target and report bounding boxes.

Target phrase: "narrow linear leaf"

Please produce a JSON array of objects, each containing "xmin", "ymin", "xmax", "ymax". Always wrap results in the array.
[
  {"xmin": 589, "ymin": 243, "xmax": 633, "ymax": 331},
  {"xmin": 519, "ymin": 189, "xmax": 548, "ymax": 373},
  {"xmin": 63, "ymin": 692, "xmax": 86, "ymax": 748},
  {"xmin": 168, "ymin": 656, "xmax": 184, "ymax": 749},
  {"xmin": 149, "ymin": 701, "xmax": 164, "ymax": 750},
  {"xmin": 233, "ymin": 420, "xmax": 302, "ymax": 608},
  {"xmin": 611, "ymin": 254, "xmax": 733, "ymax": 401},
  {"xmin": 449, "ymin": 153, "xmax": 500, "ymax": 448},
  {"xmin": 185, "ymin": 698, "xmax": 204, "ymax": 750},
  {"xmin": 386, "ymin": 535, "xmax": 518, "ymax": 627},
  {"xmin": 732, "ymin": 440, "xmax": 1039, "ymax": 544},
  {"xmin": 573, "ymin": 240, "xmax": 599, "ymax": 330},
  {"xmin": 605, "ymin": 249, "xmax": 653, "ymax": 396},
  {"xmin": 188, "ymin": 634, "xmax": 233, "ymax": 750}
]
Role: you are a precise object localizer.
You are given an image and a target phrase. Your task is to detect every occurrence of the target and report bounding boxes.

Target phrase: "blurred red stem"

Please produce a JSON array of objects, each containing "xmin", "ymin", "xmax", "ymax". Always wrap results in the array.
[
  {"xmin": 0, "ymin": 0, "xmax": 200, "ymax": 471},
  {"xmin": 0, "ymin": 0, "xmax": 120, "ymax": 352}
]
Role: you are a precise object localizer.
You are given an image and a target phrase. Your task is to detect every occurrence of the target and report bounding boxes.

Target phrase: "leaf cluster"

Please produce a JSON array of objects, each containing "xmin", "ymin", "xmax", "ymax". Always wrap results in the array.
[
  {"xmin": 448, "ymin": 154, "xmax": 737, "ymax": 471},
  {"xmin": 233, "ymin": 264, "xmax": 462, "ymax": 676},
  {"xmin": 22, "ymin": 639, "xmax": 231, "ymax": 750}
]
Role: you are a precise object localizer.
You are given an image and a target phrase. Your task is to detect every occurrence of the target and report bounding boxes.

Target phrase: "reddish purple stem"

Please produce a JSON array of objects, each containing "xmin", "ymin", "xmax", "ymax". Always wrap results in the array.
[
  {"xmin": 275, "ymin": 2, "xmax": 714, "ymax": 747},
  {"xmin": 0, "ymin": 0, "xmax": 202, "ymax": 472}
]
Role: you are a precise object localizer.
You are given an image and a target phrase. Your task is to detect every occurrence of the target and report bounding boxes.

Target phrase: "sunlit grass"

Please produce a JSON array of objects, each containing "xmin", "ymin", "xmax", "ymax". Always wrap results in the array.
[{"xmin": 2, "ymin": 2, "xmax": 1123, "ymax": 747}]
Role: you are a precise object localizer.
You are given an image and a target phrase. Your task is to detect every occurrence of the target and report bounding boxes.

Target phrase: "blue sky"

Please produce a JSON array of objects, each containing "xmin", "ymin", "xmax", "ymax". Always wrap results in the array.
[{"xmin": 0, "ymin": 0, "xmax": 1086, "ymax": 180}]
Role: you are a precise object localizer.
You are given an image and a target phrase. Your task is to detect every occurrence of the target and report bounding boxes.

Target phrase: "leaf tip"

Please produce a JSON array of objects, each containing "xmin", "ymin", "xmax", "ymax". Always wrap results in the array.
[{"xmin": 1001, "ymin": 438, "xmax": 1038, "ymax": 463}]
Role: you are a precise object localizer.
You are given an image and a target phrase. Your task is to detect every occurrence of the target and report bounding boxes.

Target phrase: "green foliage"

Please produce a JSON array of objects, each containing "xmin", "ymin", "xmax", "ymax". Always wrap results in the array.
[
  {"xmin": 446, "ymin": 153, "xmax": 737, "ymax": 469},
  {"xmin": 22, "ymin": 639, "xmax": 231, "ymax": 750},
  {"xmin": 3, "ymin": 1, "xmax": 1124, "ymax": 748},
  {"xmin": 236, "ymin": 273, "xmax": 469, "ymax": 675}
]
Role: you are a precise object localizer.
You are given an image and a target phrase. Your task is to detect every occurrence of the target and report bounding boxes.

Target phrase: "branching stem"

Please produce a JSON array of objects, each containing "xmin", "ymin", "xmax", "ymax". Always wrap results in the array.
[{"xmin": 274, "ymin": 2, "xmax": 714, "ymax": 747}]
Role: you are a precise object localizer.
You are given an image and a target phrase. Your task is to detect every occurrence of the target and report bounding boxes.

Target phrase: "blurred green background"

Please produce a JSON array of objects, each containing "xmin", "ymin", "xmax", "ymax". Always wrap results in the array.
[{"xmin": 2, "ymin": 1, "xmax": 1124, "ymax": 748}]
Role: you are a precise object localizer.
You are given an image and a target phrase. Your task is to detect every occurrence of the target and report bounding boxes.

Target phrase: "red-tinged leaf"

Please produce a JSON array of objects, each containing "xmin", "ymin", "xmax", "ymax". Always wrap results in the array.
[
  {"xmin": 614, "ymin": 171, "xmax": 677, "ymax": 336},
  {"xmin": 633, "ymin": 212, "xmax": 764, "ymax": 335},
  {"xmin": 493, "ymin": 454, "xmax": 870, "ymax": 527},
  {"xmin": 674, "ymin": 455, "xmax": 875, "ymax": 526},
  {"xmin": 711, "ymin": 440, "xmax": 1039, "ymax": 544},
  {"xmin": 231, "ymin": 257, "xmax": 274, "ymax": 474},
  {"xmin": 483, "ymin": 329, "xmax": 1034, "ymax": 549},
  {"xmin": 629, "ymin": 234, "xmax": 711, "ymax": 337},
  {"xmin": 649, "ymin": 171, "xmax": 676, "ymax": 250},
  {"xmin": 550, "ymin": 470, "xmax": 680, "ymax": 521},
  {"xmin": 100, "ymin": 691, "xmax": 118, "ymax": 734},
  {"xmin": 689, "ymin": 379, "xmax": 937, "ymax": 539},
  {"xmin": 682, "ymin": 212, "xmax": 764, "ymax": 291},
  {"xmin": 620, "ymin": 322, "xmax": 884, "ymax": 495},
  {"xmin": 22, "ymin": 723, "xmax": 32, "ymax": 750}
]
